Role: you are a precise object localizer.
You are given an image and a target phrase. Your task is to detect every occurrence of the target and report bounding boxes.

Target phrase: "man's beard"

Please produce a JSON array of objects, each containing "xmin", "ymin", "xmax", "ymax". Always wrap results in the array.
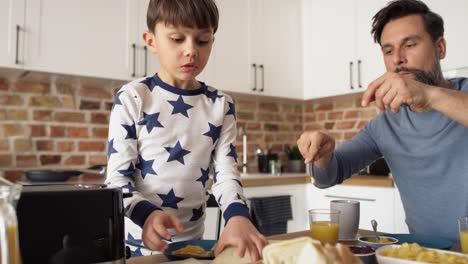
[{"xmin": 395, "ymin": 60, "xmax": 444, "ymax": 86}]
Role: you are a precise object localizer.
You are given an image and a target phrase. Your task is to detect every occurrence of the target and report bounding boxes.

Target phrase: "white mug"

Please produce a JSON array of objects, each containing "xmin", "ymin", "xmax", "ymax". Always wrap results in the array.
[{"xmin": 330, "ymin": 200, "xmax": 360, "ymax": 240}]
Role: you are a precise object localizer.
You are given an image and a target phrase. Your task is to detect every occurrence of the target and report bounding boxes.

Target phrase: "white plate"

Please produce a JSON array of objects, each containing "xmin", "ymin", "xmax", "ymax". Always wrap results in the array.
[{"xmin": 376, "ymin": 245, "xmax": 468, "ymax": 264}]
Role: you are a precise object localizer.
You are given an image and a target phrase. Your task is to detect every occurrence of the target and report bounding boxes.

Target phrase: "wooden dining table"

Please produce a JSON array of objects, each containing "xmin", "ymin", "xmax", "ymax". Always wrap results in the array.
[{"xmin": 126, "ymin": 229, "xmax": 462, "ymax": 264}]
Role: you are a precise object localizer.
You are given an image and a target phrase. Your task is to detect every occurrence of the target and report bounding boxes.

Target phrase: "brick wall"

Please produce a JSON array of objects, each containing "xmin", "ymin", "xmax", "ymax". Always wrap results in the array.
[
  {"xmin": 0, "ymin": 75, "xmax": 379, "ymax": 179},
  {"xmin": 0, "ymin": 76, "xmax": 124, "ymax": 180},
  {"xmin": 303, "ymin": 93, "xmax": 379, "ymax": 144}
]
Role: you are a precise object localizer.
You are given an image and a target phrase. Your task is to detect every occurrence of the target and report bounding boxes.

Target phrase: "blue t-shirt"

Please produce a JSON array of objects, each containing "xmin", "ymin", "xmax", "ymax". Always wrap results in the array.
[{"xmin": 312, "ymin": 78, "xmax": 468, "ymax": 242}]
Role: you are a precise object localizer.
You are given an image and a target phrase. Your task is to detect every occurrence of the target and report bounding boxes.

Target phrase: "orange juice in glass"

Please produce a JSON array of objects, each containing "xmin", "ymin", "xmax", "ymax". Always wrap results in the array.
[
  {"xmin": 459, "ymin": 216, "xmax": 468, "ymax": 254},
  {"xmin": 309, "ymin": 209, "xmax": 340, "ymax": 244}
]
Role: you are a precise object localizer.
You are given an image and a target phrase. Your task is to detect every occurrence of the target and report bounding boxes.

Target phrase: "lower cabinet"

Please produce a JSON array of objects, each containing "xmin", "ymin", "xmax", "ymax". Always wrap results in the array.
[
  {"xmin": 306, "ymin": 184, "xmax": 409, "ymax": 234},
  {"xmin": 204, "ymin": 182, "xmax": 408, "ymax": 239}
]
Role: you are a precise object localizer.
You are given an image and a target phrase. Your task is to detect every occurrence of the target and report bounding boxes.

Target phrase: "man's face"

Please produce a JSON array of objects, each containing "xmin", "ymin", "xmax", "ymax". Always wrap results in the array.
[
  {"xmin": 380, "ymin": 15, "xmax": 445, "ymax": 85},
  {"xmin": 149, "ymin": 23, "xmax": 214, "ymax": 88}
]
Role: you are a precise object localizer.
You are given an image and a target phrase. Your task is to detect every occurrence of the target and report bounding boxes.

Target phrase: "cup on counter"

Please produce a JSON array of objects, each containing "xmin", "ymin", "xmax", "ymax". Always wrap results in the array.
[
  {"xmin": 308, "ymin": 209, "xmax": 340, "ymax": 244},
  {"xmin": 330, "ymin": 200, "xmax": 360, "ymax": 240},
  {"xmin": 459, "ymin": 216, "xmax": 468, "ymax": 253}
]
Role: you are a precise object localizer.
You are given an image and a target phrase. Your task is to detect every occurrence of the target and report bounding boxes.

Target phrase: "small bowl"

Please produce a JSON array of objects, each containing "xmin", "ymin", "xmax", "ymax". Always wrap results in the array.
[
  {"xmin": 348, "ymin": 245, "xmax": 377, "ymax": 264},
  {"xmin": 358, "ymin": 235, "xmax": 399, "ymax": 249}
]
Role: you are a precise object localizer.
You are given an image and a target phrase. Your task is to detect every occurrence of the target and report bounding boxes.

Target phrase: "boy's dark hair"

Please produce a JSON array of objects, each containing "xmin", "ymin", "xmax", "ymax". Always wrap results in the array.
[
  {"xmin": 371, "ymin": 0, "xmax": 444, "ymax": 45},
  {"xmin": 147, "ymin": 0, "xmax": 219, "ymax": 33}
]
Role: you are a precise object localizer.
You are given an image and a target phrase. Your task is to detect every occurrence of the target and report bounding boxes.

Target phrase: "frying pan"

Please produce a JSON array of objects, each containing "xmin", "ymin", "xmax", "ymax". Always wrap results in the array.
[{"xmin": 25, "ymin": 165, "xmax": 107, "ymax": 182}]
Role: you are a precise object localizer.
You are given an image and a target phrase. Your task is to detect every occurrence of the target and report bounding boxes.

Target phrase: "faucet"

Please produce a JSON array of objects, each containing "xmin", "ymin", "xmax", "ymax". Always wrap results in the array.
[{"xmin": 241, "ymin": 126, "xmax": 247, "ymax": 174}]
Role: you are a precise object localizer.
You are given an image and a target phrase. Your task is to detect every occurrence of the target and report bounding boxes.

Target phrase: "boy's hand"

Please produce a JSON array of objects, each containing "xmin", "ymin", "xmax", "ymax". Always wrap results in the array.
[
  {"xmin": 214, "ymin": 216, "xmax": 267, "ymax": 262},
  {"xmin": 297, "ymin": 131, "xmax": 335, "ymax": 167},
  {"xmin": 142, "ymin": 210, "xmax": 184, "ymax": 252}
]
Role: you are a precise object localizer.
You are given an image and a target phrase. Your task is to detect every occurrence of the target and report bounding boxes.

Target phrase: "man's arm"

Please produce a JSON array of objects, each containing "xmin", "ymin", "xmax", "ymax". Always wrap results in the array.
[{"xmin": 428, "ymin": 86, "xmax": 468, "ymax": 127}]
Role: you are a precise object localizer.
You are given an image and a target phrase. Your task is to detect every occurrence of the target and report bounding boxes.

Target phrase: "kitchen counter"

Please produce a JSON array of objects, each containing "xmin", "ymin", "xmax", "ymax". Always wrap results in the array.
[
  {"xmin": 127, "ymin": 229, "xmax": 462, "ymax": 263},
  {"xmin": 239, "ymin": 173, "xmax": 394, "ymax": 188},
  {"xmin": 14, "ymin": 173, "xmax": 393, "ymax": 188}
]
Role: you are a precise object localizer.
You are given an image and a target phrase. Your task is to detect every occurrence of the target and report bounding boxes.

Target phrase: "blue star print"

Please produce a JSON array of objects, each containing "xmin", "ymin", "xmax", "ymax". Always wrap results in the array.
[
  {"xmin": 227, "ymin": 143, "xmax": 238, "ymax": 162},
  {"xmin": 196, "ymin": 168, "xmax": 210, "ymax": 187},
  {"xmin": 140, "ymin": 76, "xmax": 156, "ymax": 92},
  {"xmin": 158, "ymin": 188, "xmax": 184, "ymax": 209},
  {"xmin": 127, "ymin": 233, "xmax": 142, "ymax": 246},
  {"xmin": 137, "ymin": 155, "xmax": 157, "ymax": 178},
  {"xmin": 205, "ymin": 89, "xmax": 224, "ymax": 103},
  {"xmin": 107, "ymin": 139, "xmax": 118, "ymax": 157},
  {"xmin": 165, "ymin": 141, "xmax": 191, "ymax": 165},
  {"xmin": 112, "ymin": 91, "xmax": 124, "ymax": 109},
  {"xmin": 234, "ymin": 179, "xmax": 243, "ymax": 187},
  {"xmin": 122, "ymin": 122, "xmax": 137, "ymax": 140},
  {"xmin": 190, "ymin": 206, "xmax": 204, "ymax": 221},
  {"xmin": 203, "ymin": 123, "xmax": 222, "ymax": 144},
  {"xmin": 118, "ymin": 163, "xmax": 136, "ymax": 181},
  {"xmin": 226, "ymin": 101, "xmax": 236, "ymax": 119},
  {"xmin": 138, "ymin": 112, "xmax": 164, "ymax": 133},
  {"xmin": 213, "ymin": 170, "xmax": 219, "ymax": 184},
  {"xmin": 168, "ymin": 96, "xmax": 193, "ymax": 118}
]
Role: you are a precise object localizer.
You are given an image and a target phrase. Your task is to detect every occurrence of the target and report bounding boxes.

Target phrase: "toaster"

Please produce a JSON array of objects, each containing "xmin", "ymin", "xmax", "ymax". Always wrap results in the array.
[{"xmin": 16, "ymin": 184, "xmax": 125, "ymax": 264}]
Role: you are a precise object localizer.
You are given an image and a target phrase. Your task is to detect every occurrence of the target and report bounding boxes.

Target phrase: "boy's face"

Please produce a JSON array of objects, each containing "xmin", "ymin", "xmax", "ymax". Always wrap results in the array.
[{"xmin": 144, "ymin": 22, "xmax": 214, "ymax": 89}]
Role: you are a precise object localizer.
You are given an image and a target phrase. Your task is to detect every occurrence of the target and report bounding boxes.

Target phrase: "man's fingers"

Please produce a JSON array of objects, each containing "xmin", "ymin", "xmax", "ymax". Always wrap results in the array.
[
  {"xmin": 390, "ymin": 95, "xmax": 404, "ymax": 112},
  {"xmin": 297, "ymin": 134, "xmax": 312, "ymax": 162},
  {"xmin": 315, "ymin": 141, "xmax": 334, "ymax": 161},
  {"xmin": 362, "ymin": 75, "xmax": 386, "ymax": 106},
  {"xmin": 381, "ymin": 87, "xmax": 398, "ymax": 108}
]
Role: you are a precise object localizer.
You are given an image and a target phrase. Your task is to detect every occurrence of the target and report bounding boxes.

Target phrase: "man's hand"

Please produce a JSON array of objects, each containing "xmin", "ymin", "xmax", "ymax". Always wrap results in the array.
[
  {"xmin": 297, "ymin": 131, "xmax": 335, "ymax": 167},
  {"xmin": 214, "ymin": 216, "xmax": 267, "ymax": 262},
  {"xmin": 142, "ymin": 210, "xmax": 183, "ymax": 252},
  {"xmin": 361, "ymin": 72, "xmax": 434, "ymax": 112}
]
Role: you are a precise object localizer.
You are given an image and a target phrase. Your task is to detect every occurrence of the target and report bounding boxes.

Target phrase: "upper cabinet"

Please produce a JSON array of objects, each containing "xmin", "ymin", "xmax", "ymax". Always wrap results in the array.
[
  {"xmin": 423, "ymin": 0, "xmax": 468, "ymax": 71},
  {"xmin": 0, "ymin": 0, "xmax": 26, "ymax": 69},
  {"xmin": 133, "ymin": 0, "xmax": 160, "ymax": 78},
  {"xmin": 24, "ymin": 0, "xmax": 135, "ymax": 80},
  {"xmin": 203, "ymin": 0, "xmax": 303, "ymax": 99},
  {"xmin": 302, "ymin": 0, "xmax": 386, "ymax": 100},
  {"xmin": 200, "ymin": 0, "xmax": 251, "ymax": 94},
  {"xmin": 0, "ymin": 0, "xmax": 155, "ymax": 81}
]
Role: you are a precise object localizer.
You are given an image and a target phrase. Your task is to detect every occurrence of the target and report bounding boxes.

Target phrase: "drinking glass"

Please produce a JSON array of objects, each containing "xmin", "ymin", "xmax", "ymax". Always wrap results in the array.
[
  {"xmin": 459, "ymin": 216, "xmax": 468, "ymax": 254},
  {"xmin": 308, "ymin": 209, "xmax": 340, "ymax": 244}
]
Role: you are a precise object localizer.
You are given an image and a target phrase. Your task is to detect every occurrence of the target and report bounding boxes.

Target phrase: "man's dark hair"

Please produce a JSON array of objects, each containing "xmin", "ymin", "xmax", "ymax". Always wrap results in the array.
[
  {"xmin": 371, "ymin": 0, "xmax": 444, "ymax": 45},
  {"xmin": 147, "ymin": 0, "xmax": 219, "ymax": 33}
]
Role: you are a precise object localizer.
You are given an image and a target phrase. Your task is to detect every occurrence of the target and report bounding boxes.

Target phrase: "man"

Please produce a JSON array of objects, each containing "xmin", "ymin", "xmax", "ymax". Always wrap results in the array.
[{"xmin": 298, "ymin": 0, "xmax": 468, "ymax": 242}]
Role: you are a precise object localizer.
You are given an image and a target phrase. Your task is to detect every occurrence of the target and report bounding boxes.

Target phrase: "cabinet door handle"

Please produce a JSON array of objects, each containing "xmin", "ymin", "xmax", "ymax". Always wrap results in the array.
[
  {"xmin": 357, "ymin": 59, "xmax": 362, "ymax": 88},
  {"xmin": 252, "ymin": 63, "xmax": 257, "ymax": 91},
  {"xmin": 131, "ymin": 43, "xmax": 136, "ymax": 77},
  {"xmin": 325, "ymin": 194, "xmax": 375, "ymax": 202},
  {"xmin": 349, "ymin": 61, "xmax": 354, "ymax": 90},
  {"xmin": 259, "ymin": 64, "xmax": 264, "ymax": 92},
  {"xmin": 143, "ymin": 46, "xmax": 148, "ymax": 77},
  {"xmin": 15, "ymin": 25, "xmax": 21, "ymax": 64}
]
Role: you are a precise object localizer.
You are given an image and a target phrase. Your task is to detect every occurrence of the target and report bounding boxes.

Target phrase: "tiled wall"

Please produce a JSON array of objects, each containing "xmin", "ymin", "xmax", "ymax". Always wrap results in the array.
[{"xmin": 0, "ymin": 74, "xmax": 378, "ymax": 179}]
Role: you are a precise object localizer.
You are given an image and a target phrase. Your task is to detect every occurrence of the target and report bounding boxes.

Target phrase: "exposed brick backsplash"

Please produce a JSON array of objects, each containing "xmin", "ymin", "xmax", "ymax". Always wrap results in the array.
[{"xmin": 0, "ymin": 74, "xmax": 379, "ymax": 179}]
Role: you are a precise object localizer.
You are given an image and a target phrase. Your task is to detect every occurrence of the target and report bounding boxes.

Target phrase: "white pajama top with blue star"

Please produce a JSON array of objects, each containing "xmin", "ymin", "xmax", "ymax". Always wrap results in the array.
[{"xmin": 106, "ymin": 74, "xmax": 249, "ymax": 255}]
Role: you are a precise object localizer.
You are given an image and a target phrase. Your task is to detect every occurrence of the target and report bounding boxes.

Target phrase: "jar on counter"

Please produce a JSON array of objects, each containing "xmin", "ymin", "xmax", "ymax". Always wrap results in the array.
[{"xmin": 0, "ymin": 184, "xmax": 22, "ymax": 264}]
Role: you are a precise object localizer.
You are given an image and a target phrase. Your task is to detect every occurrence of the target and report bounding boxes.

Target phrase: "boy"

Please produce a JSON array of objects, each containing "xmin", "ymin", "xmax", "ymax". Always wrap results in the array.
[{"xmin": 106, "ymin": 0, "xmax": 266, "ymax": 261}]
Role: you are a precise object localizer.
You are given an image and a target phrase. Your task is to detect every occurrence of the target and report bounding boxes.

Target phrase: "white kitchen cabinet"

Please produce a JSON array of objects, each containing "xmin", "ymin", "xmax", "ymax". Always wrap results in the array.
[
  {"xmin": 203, "ymin": 0, "xmax": 303, "ymax": 99},
  {"xmin": 200, "ymin": 0, "xmax": 251, "ymax": 94},
  {"xmin": 302, "ymin": 0, "xmax": 386, "ymax": 100},
  {"xmin": 423, "ymin": 1, "xmax": 468, "ymax": 71},
  {"xmin": 0, "ymin": 0, "xmax": 25, "ymax": 69},
  {"xmin": 24, "ymin": 0, "xmax": 134, "ymax": 80},
  {"xmin": 307, "ymin": 183, "xmax": 408, "ymax": 233},
  {"xmin": 134, "ymin": 0, "xmax": 160, "ymax": 78}
]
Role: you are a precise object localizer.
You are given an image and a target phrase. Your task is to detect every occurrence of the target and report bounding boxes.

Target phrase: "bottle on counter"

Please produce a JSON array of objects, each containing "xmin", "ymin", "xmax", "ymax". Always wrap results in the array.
[{"xmin": 0, "ymin": 184, "xmax": 22, "ymax": 264}]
